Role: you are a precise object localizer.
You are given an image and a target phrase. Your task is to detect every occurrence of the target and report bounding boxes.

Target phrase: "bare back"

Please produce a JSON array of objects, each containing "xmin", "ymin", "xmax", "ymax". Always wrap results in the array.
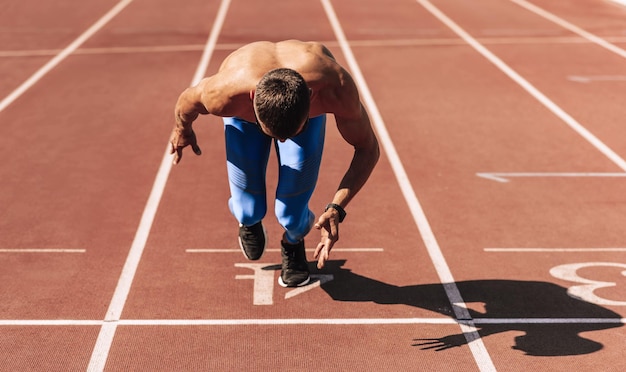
[{"xmin": 197, "ymin": 40, "xmax": 360, "ymax": 122}]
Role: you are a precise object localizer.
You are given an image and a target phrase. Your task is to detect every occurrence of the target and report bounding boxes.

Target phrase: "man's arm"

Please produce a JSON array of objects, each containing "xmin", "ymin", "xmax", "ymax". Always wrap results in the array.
[
  {"xmin": 314, "ymin": 83, "xmax": 380, "ymax": 268},
  {"xmin": 333, "ymin": 105, "xmax": 380, "ymax": 205},
  {"xmin": 169, "ymin": 82, "xmax": 210, "ymax": 164}
]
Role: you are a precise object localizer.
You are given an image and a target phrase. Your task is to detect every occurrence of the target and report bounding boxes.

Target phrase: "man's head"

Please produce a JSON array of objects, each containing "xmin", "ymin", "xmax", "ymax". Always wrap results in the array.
[{"xmin": 252, "ymin": 68, "xmax": 310, "ymax": 140}]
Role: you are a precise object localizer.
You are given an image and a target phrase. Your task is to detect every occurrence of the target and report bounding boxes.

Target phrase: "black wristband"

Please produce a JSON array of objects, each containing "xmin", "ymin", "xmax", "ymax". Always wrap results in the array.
[{"xmin": 325, "ymin": 203, "xmax": 346, "ymax": 222}]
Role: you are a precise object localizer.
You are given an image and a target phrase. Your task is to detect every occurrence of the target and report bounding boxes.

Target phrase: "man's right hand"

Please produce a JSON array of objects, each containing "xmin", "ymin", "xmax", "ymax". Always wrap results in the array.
[{"xmin": 169, "ymin": 127, "xmax": 202, "ymax": 164}]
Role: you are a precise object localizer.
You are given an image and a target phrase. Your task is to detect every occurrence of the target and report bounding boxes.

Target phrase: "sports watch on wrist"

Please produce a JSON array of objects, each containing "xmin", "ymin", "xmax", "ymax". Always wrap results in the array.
[{"xmin": 325, "ymin": 203, "xmax": 346, "ymax": 223}]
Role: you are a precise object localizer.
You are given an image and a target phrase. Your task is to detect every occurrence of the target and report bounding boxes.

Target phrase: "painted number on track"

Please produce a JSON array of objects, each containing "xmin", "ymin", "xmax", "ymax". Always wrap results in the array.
[{"xmin": 550, "ymin": 262, "xmax": 626, "ymax": 306}]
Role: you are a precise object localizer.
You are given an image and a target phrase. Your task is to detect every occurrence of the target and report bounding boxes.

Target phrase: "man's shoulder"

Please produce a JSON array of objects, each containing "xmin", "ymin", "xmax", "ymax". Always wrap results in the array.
[{"xmin": 193, "ymin": 74, "xmax": 254, "ymax": 118}]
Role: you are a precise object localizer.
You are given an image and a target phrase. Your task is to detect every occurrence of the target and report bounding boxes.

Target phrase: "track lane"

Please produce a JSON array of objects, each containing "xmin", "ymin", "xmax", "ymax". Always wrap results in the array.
[
  {"xmin": 121, "ymin": 0, "xmax": 446, "ymax": 320},
  {"xmin": 0, "ymin": 0, "xmax": 222, "ymax": 370},
  {"xmin": 1, "ymin": 0, "xmax": 625, "ymax": 370},
  {"xmin": 0, "ymin": 0, "xmax": 133, "ymax": 109},
  {"xmin": 68, "ymin": 0, "xmax": 626, "ymax": 370},
  {"xmin": 513, "ymin": 0, "xmax": 626, "ymax": 38},
  {"xmin": 372, "ymin": 2, "xmax": 624, "ymax": 368},
  {"xmin": 333, "ymin": 0, "xmax": 626, "ymax": 370},
  {"xmin": 109, "ymin": 0, "xmax": 471, "ymax": 370}
]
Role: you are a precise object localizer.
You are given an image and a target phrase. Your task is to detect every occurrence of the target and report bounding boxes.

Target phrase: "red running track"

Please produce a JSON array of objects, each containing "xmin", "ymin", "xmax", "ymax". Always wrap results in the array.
[{"xmin": 0, "ymin": 0, "xmax": 625, "ymax": 370}]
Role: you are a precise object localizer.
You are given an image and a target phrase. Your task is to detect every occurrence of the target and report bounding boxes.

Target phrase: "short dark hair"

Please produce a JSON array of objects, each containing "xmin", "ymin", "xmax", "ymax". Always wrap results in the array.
[{"xmin": 254, "ymin": 68, "xmax": 310, "ymax": 139}]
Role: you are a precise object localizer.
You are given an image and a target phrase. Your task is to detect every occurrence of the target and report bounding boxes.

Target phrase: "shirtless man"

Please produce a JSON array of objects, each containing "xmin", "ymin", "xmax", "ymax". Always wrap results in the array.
[{"xmin": 169, "ymin": 40, "xmax": 379, "ymax": 287}]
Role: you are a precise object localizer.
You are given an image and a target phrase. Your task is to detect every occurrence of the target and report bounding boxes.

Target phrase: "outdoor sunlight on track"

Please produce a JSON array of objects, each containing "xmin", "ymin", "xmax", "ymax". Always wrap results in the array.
[{"xmin": 1, "ymin": 0, "xmax": 625, "ymax": 371}]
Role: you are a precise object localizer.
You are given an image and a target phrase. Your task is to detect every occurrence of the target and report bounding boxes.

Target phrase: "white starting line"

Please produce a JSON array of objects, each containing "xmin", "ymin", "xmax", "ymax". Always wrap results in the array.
[
  {"xmin": 186, "ymin": 248, "xmax": 383, "ymax": 253},
  {"xmin": 0, "ymin": 317, "xmax": 622, "ymax": 327},
  {"xmin": 0, "ymin": 249, "xmax": 85, "ymax": 253}
]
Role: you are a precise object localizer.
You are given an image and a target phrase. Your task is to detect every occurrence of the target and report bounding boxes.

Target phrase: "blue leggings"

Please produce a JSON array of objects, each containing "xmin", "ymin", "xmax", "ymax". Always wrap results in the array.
[{"xmin": 224, "ymin": 115, "xmax": 326, "ymax": 243}]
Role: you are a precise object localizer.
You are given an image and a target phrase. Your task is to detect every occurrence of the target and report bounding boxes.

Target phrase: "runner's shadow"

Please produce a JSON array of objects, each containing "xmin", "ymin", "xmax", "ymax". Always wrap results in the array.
[{"xmin": 317, "ymin": 260, "xmax": 623, "ymax": 356}]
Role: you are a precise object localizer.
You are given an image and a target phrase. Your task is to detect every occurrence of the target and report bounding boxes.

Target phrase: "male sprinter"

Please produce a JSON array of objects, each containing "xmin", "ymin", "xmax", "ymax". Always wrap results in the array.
[{"xmin": 170, "ymin": 40, "xmax": 379, "ymax": 287}]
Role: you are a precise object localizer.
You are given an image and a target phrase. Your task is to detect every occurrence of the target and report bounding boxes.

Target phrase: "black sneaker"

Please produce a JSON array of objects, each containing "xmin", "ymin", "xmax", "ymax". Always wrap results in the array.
[
  {"xmin": 238, "ymin": 222, "xmax": 267, "ymax": 260},
  {"xmin": 278, "ymin": 239, "xmax": 310, "ymax": 287}
]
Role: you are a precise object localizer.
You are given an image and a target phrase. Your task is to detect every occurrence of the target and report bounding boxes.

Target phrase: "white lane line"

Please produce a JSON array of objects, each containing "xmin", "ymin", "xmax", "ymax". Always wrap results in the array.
[
  {"xmin": 0, "ymin": 0, "xmax": 134, "ymax": 114},
  {"xmin": 185, "ymin": 248, "xmax": 384, "ymax": 253},
  {"xmin": 86, "ymin": 1, "xmax": 231, "ymax": 371},
  {"xmin": 568, "ymin": 75, "xmax": 626, "ymax": 83},
  {"xmin": 3, "ymin": 36, "xmax": 621, "ymax": 58},
  {"xmin": 321, "ymin": 1, "xmax": 495, "ymax": 371},
  {"xmin": 0, "ymin": 317, "xmax": 623, "ymax": 326},
  {"xmin": 5, "ymin": 34, "xmax": 626, "ymax": 60},
  {"xmin": 476, "ymin": 172, "xmax": 626, "ymax": 182},
  {"xmin": 0, "ymin": 320, "xmax": 104, "ymax": 326},
  {"xmin": 322, "ymin": 0, "xmax": 465, "ymax": 302},
  {"xmin": 511, "ymin": 0, "xmax": 626, "ymax": 59},
  {"xmin": 473, "ymin": 318, "xmax": 625, "ymax": 324},
  {"xmin": 0, "ymin": 249, "xmax": 85, "ymax": 253},
  {"xmin": 117, "ymin": 317, "xmax": 626, "ymax": 325},
  {"xmin": 0, "ymin": 45, "xmax": 207, "ymax": 57},
  {"xmin": 417, "ymin": 0, "xmax": 626, "ymax": 174},
  {"xmin": 486, "ymin": 248, "xmax": 626, "ymax": 252}
]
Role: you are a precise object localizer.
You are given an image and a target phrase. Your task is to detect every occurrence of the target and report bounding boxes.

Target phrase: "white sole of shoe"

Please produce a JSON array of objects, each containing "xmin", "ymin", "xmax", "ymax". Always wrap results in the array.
[{"xmin": 278, "ymin": 274, "xmax": 311, "ymax": 288}]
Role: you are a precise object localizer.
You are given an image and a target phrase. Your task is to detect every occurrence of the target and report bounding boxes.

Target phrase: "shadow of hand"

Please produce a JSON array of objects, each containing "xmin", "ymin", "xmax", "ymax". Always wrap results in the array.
[{"xmin": 412, "ymin": 334, "xmax": 467, "ymax": 351}]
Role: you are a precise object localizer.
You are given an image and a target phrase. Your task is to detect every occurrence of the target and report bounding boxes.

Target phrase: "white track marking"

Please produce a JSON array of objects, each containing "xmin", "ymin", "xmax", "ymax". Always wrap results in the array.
[
  {"xmin": 417, "ymin": 0, "xmax": 626, "ymax": 174},
  {"xmin": 5, "ymin": 36, "xmax": 626, "ymax": 58},
  {"xmin": 186, "ymin": 248, "xmax": 383, "ymax": 253},
  {"xmin": 486, "ymin": 248, "xmax": 626, "ymax": 252},
  {"xmin": 284, "ymin": 275, "xmax": 334, "ymax": 300},
  {"xmin": 321, "ymin": 0, "xmax": 465, "ymax": 303},
  {"xmin": 0, "ymin": 317, "xmax": 622, "ymax": 326},
  {"xmin": 0, "ymin": 320, "xmax": 104, "ymax": 326},
  {"xmin": 476, "ymin": 172, "xmax": 626, "ymax": 182},
  {"xmin": 568, "ymin": 75, "xmax": 626, "ymax": 83},
  {"xmin": 321, "ymin": 0, "xmax": 495, "ymax": 371},
  {"xmin": 550, "ymin": 262, "xmax": 626, "ymax": 306},
  {"xmin": 5, "ymin": 33, "xmax": 626, "ymax": 60},
  {"xmin": 0, "ymin": 0, "xmax": 134, "ymax": 113},
  {"xmin": 511, "ymin": 0, "xmax": 626, "ymax": 59},
  {"xmin": 0, "ymin": 249, "xmax": 85, "ymax": 253},
  {"xmin": 0, "ymin": 45, "xmax": 206, "ymax": 57},
  {"xmin": 116, "ymin": 317, "xmax": 626, "ymax": 325},
  {"xmin": 86, "ymin": 1, "xmax": 231, "ymax": 371},
  {"xmin": 473, "ymin": 318, "xmax": 625, "ymax": 324}
]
